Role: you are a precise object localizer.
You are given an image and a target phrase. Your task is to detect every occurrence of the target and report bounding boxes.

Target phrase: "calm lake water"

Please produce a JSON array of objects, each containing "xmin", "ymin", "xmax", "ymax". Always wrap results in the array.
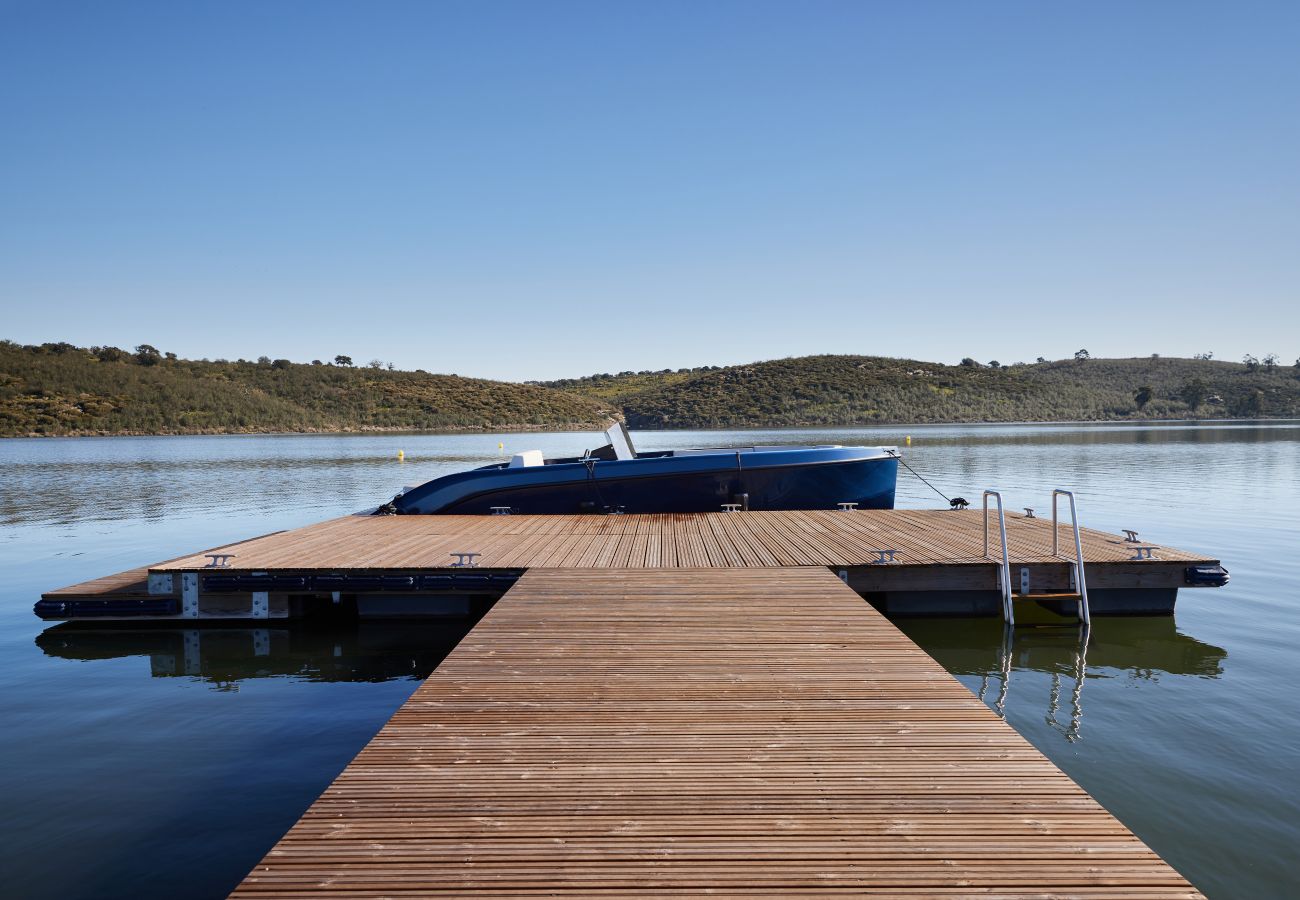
[{"xmin": 2, "ymin": 423, "xmax": 1298, "ymax": 898}]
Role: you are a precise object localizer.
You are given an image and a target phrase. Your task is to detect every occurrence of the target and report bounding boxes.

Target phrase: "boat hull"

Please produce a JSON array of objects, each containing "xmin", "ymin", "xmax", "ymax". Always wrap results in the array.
[{"xmin": 391, "ymin": 448, "xmax": 898, "ymax": 515}]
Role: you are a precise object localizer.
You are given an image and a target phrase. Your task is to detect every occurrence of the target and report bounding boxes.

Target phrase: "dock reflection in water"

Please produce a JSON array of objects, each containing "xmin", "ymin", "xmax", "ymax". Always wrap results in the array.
[
  {"xmin": 35, "ymin": 619, "xmax": 483, "ymax": 689},
  {"xmin": 899, "ymin": 617, "xmax": 1227, "ymax": 743}
]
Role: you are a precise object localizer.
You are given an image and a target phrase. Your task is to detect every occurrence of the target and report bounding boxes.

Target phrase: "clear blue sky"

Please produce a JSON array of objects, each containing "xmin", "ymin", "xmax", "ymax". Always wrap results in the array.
[{"xmin": 3, "ymin": 1, "xmax": 1298, "ymax": 381}]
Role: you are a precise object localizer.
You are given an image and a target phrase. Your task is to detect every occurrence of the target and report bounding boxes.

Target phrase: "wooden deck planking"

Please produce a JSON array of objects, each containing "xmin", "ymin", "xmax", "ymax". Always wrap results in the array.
[
  {"xmin": 43, "ymin": 565, "xmax": 152, "ymax": 599},
  {"xmin": 44, "ymin": 530, "xmax": 290, "ymax": 599},
  {"xmin": 232, "ymin": 567, "xmax": 1200, "ymax": 897},
  {"xmin": 148, "ymin": 509, "xmax": 1213, "ymax": 574}
]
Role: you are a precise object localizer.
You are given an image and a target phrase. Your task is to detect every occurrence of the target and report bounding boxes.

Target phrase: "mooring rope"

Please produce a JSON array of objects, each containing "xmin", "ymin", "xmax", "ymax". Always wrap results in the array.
[
  {"xmin": 886, "ymin": 449, "xmax": 953, "ymax": 505},
  {"xmin": 583, "ymin": 455, "xmax": 612, "ymax": 511}
]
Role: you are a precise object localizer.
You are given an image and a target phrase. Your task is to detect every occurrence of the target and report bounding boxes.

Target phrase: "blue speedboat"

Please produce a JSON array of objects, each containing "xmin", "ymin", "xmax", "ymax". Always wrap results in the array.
[{"xmin": 382, "ymin": 424, "xmax": 898, "ymax": 515}]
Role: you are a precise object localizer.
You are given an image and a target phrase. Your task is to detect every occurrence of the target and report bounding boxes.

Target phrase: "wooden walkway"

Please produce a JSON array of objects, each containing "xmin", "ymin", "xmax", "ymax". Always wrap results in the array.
[
  {"xmin": 233, "ymin": 567, "xmax": 1200, "ymax": 897},
  {"xmin": 152, "ymin": 509, "xmax": 1211, "ymax": 573}
]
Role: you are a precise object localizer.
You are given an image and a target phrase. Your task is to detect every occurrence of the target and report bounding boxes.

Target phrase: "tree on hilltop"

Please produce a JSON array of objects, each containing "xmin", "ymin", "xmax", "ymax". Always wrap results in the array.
[{"xmin": 134, "ymin": 344, "xmax": 162, "ymax": 366}]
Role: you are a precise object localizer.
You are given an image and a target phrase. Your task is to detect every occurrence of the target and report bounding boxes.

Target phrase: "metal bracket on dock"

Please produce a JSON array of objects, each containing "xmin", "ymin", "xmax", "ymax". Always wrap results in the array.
[
  {"xmin": 181, "ymin": 573, "xmax": 199, "ymax": 619},
  {"xmin": 720, "ymin": 504, "xmax": 743, "ymax": 512},
  {"xmin": 837, "ymin": 502, "xmax": 859, "ymax": 511},
  {"xmin": 1130, "ymin": 546, "xmax": 1159, "ymax": 560},
  {"xmin": 251, "ymin": 591, "xmax": 269, "ymax": 619},
  {"xmin": 203, "ymin": 554, "xmax": 235, "ymax": 568},
  {"xmin": 490, "ymin": 507, "xmax": 513, "ymax": 515},
  {"xmin": 450, "ymin": 552, "xmax": 480, "ymax": 568},
  {"xmin": 1024, "ymin": 508, "xmax": 1035, "ymax": 518},
  {"xmin": 147, "ymin": 572, "xmax": 174, "ymax": 596},
  {"xmin": 1123, "ymin": 529, "xmax": 1141, "ymax": 543},
  {"xmin": 869, "ymin": 549, "xmax": 898, "ymax": 564}
]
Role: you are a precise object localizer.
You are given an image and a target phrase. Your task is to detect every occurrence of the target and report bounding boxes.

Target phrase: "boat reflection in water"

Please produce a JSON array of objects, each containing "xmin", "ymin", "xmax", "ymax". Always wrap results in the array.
[
  {"xmin": 897, "ymin": 617, "xmax": 1227, "ymax": 743},
  {"xmin": 35, "ymin": 619, "xmax": 483, "ymax": 689}
]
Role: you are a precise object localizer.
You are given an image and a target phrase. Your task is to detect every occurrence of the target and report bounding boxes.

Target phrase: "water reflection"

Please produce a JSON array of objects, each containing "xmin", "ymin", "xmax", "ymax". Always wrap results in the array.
[
  {"xmin": 35, "ymin": 619, "xmax": 482, "ymax": 689},
  {"xmin": 899, "ymin": 617, "xmax": 1227, "ymax": 743}
]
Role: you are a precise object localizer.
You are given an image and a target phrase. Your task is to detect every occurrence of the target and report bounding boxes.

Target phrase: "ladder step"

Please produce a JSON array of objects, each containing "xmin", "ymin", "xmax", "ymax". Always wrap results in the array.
[{"xmin": 1011, "ymin": 592, "xmax": 1083, "ymax": 627}]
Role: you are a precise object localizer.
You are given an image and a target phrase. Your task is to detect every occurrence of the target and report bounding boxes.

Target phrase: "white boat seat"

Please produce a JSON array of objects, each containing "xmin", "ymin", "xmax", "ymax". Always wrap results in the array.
[{"xmin": 508, "ymin": 450, "xmax": 545, "ymax": 468}]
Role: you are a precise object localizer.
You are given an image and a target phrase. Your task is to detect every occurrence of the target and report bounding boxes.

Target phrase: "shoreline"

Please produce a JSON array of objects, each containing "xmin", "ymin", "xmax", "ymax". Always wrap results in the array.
[{"xmin": 4, "ymin": 415, "xmax": 1298, "ymax": 439}]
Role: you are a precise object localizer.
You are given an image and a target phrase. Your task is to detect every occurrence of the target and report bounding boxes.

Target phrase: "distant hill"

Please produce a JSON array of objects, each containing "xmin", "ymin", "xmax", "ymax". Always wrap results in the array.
[
  {"xmin": 0, "ymin": 341, "xmax": 615, "ymax": 437},
  {"xmin": 5, "ymin": 341, "xmax": 1298, "ymax": 437},
  {"xmin": 540, "ymin": 354, "xmax": 1300, "ymax": 428}
]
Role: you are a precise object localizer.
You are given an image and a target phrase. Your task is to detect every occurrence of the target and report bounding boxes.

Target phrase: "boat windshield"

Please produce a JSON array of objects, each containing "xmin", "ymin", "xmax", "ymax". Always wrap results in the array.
[{"xmin": 604, "ymin": 421, "xmax": 636, "ymax": 460}]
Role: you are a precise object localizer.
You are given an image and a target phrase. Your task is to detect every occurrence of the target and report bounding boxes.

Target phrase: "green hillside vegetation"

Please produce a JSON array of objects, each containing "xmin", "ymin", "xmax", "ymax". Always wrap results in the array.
[
  {"xmin": 5, "ymin": 341, "xmax": 1298, "ymax": 437},
  {"xmin": 540, "ymin": 354, "xmax": 1300, "ymax": 428},
  {"xmin": 544, "ymin": 367, "xmax": 715, "ymax": 401},
  {"xmin": 0, "ymin": 341, "xmax": 615, "ymax": 437}
]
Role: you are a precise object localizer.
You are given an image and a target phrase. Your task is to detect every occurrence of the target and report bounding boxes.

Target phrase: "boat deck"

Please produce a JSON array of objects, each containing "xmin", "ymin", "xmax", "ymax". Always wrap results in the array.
[{"xmin": 232, "ymin": 567, "xmax": 1201, "ymax": 897}]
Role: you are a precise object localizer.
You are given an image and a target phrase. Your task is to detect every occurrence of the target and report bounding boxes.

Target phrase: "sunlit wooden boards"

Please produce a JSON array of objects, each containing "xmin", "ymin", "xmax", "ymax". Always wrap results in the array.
[
  {"xmin": 43, "ymin": 565, "xmax": 152, "ymax": 599},
  {"xmin": 43, "ymin": 531, "xmax": 289, "ymax": 602},
  {"xmin": 231, "ymin": 567, "xmax": 1201, "ymax": 898},
  {"xmin": 150, "ymin": 509, "xmax": 1214, "ymax": 573}
]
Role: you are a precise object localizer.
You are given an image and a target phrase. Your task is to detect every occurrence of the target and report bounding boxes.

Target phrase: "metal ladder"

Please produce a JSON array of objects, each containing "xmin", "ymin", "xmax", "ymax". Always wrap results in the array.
[
  {"xmin": 985, "ymin": 489, "xmax": 1092, "ymax": 627},
  {"xmin": 982, "ymin": 491, "xmax": 1014, "ymax": 625},
  {"xmin": 1051, "ymin": 489, "xmax": 1091, "ymax": 627}
]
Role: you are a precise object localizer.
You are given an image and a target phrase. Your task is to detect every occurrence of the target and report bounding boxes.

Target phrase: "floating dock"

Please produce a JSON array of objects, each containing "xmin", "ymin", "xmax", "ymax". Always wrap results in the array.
[
  {"xmin": 232, "ymin": 567, "xmax": 1202, "ymax": 897},
  {"xmin": 38, "ymin": 509, "xmax": 1225, "ymax": 622},
  {"xmin": 37, "ymin": 507, "xmax": 1222, "ymax": 893}
]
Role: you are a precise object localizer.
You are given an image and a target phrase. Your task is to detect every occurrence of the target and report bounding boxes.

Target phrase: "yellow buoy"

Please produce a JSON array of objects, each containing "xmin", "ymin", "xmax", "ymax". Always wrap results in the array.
[
  {"xmin": 498, "ymin": 442, "xmax": 504, "ymax": 451},
  {"xmin": 905, "ymin": 435, "xmax": 912, "ymax": 446},
  {"xmin": 397, "ymin": 449, "xmax": 405, "ymax": 461}
]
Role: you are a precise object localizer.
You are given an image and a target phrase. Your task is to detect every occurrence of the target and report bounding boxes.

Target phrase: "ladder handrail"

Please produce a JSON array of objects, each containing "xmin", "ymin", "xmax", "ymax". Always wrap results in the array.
[
  {"xmin": 1051, "ymin": 489, "xmax": 1091, "ymax": 626},
  {"xmin": 982, "ymin": 490, "xmax": 1014, "ymax": 625}
]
